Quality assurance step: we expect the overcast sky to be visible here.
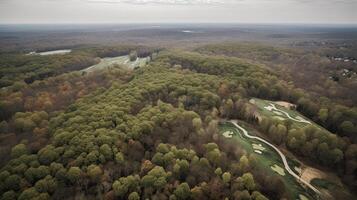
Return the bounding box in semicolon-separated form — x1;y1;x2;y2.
0;0;356;24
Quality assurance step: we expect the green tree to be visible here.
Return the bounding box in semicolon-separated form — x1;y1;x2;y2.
38;146;59;165
128;192;140;200
11;144;28;158
174;182;191;200
67;167;81;184
4;174;21;191
242;173;255;191
222;172;231;184
1;190;17;200
192;118;202;131
318;108;328;123
157;143;170;154
214;167;222;176
34;176;57;193
252;191;269;200
340;121;355;135
173;160;189;180
115;152;124;164
18;187;39;200
113;175;140;197
99;144;113;160
87;165;103;182
239;155;250;172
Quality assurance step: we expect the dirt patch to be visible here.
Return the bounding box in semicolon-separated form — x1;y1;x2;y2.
301;167;325;183
275;101;296;110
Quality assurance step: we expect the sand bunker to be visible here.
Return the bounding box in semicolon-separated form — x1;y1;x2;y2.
271;164;286;176
294;167;302;175
252;143;265;151
222;131;234;138
264;105;274;111
254;150;263;154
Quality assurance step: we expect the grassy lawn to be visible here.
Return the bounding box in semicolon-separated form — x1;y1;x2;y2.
219;122;317;200
251;98;323;130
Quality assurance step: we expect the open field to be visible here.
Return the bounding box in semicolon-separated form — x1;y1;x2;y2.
82;55;150;72
250;98;320;129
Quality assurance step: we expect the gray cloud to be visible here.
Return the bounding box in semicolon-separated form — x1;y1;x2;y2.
85;0;357;4
85;0;236;5
0;0;356;24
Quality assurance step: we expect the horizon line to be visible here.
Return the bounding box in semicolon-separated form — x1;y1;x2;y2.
1;22;357;26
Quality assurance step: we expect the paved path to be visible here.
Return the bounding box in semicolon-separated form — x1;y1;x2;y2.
229;120;320;196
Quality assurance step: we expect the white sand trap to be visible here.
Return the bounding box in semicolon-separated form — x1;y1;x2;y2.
222;131;234;138
264;105;274;111
273;111;283;116
296;116;311;124
254;150;263;154
299;194;309;200
294;167;302;175
271;164;286;176
252;143;265;151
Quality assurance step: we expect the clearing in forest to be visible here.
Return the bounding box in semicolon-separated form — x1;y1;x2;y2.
250;98;319;129
83;55;150;72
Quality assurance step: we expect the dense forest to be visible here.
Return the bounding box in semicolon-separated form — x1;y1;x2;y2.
0;45;159;88
0;44;356;200
196;42;357;107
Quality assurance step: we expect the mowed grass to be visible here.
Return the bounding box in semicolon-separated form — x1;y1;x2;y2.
251;98;322;129
83;55;150;72
219;122;316;200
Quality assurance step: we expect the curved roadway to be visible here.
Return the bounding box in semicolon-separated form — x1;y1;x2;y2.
229;120;321;196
